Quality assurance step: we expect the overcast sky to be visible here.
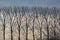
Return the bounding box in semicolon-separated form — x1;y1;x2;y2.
0;0;60;7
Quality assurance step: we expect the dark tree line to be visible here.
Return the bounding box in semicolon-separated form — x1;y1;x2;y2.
0;7;60;40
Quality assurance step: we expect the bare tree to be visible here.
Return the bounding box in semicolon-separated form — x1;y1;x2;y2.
53;17;56;40
32;15;35;40
40;22;42;40
17;14;21;40
3;13;6;40
44;16;49;40
26;17;28;40
37;18;42;40
10;15;13;40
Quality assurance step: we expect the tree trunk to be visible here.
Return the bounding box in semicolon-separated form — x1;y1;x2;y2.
47;24;49;40
10;16;13;40
26;18;28;40
54;20;56;40
32;17;35;40
3;17;5;40
17;16;21;40
40;22;42;40
45;18;49;40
